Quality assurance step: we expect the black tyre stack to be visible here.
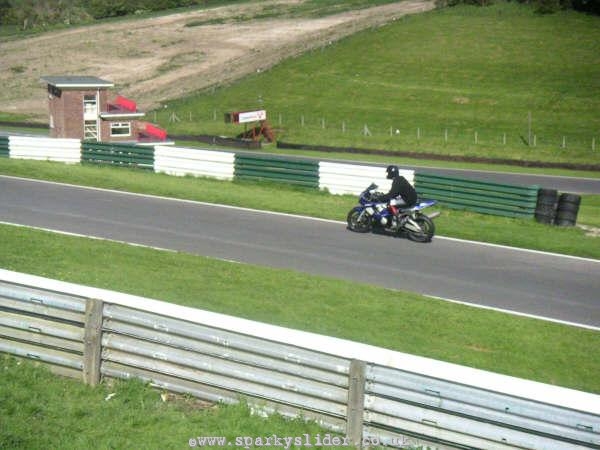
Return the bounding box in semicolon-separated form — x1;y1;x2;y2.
535;188;581;227
554;193;581;227
535;188;558;225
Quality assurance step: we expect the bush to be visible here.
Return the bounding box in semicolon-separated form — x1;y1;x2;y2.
536;0;561;13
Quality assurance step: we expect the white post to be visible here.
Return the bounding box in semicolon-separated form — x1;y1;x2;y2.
346;360;366;448
83;298;103;387
528;111;532;146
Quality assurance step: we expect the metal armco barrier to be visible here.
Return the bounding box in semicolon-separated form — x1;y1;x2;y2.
81;142;154;169
415;172;539;218
234;153;319;187
0;136;9;157
1;269;599;449
0;281;87;381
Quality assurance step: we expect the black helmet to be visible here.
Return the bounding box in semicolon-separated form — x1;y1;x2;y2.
386;165;399;180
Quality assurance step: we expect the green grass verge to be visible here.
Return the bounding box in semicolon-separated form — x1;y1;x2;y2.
0;126;48;135
577;194;600;228
0;355;334;450
158;2;600;165
1;158;599;259
1;224;599;395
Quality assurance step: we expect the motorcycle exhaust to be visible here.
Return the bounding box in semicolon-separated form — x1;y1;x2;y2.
403;218;422;233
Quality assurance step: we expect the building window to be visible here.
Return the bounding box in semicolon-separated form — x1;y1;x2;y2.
83;94;97;115
110;122;131;137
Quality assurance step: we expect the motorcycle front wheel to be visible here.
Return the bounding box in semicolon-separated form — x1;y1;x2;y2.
407;213;435;242
347;207;372;233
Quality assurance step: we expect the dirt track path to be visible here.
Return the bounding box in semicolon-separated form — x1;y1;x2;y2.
0;0;434;120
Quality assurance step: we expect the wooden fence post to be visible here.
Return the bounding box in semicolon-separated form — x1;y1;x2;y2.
83;298;103;386
347;359;367;448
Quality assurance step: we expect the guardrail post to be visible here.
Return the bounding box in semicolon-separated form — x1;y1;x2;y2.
83;298;103;386
347;359;367;448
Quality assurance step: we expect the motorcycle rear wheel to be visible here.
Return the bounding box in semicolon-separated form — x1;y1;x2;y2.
347;207;372;233
407;213;435;242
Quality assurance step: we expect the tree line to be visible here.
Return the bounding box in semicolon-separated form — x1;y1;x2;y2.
1;0;598;30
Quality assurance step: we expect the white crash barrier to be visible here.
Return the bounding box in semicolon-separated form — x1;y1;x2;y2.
154;145;235;180
319;161;413;196
9;136;81;164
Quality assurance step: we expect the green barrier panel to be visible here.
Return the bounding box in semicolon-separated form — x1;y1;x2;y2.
234;153;319;188
81;142;154;169
0;136;9;157
415;172;539;218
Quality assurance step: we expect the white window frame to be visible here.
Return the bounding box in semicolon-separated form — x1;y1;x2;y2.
83;94;98;118
110;122;131;137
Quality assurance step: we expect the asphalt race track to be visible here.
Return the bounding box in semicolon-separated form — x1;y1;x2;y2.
1;175;599;328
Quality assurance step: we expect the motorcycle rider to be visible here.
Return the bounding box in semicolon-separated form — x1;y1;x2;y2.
375;165;418;228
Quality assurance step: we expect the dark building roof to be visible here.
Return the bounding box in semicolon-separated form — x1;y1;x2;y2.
40;76;114;89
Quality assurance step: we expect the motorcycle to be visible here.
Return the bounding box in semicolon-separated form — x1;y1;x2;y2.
346;183;437;242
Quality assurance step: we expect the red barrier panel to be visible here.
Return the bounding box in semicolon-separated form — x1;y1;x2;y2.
115;95;137;112
144;123;167;140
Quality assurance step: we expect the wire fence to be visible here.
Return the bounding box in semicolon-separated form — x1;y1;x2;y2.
152;109;599;154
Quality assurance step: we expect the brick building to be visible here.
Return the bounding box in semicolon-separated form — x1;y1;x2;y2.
41;75;167;143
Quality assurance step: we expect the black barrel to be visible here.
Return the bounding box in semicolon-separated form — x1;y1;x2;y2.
535;188;558;224
554;193;581;227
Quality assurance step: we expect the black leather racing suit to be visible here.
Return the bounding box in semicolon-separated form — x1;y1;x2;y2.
378;175;418;207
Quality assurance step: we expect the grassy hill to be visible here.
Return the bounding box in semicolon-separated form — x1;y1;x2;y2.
157;2;600;165
1;4;599;446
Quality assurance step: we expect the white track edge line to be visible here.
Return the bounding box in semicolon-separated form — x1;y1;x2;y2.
426;294;600;332
0;220;177;253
